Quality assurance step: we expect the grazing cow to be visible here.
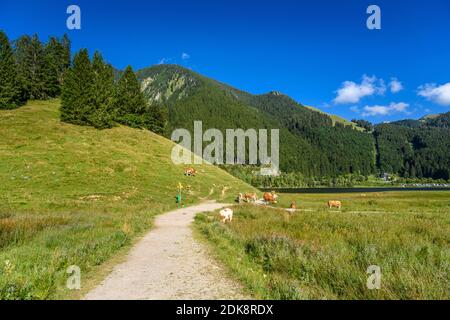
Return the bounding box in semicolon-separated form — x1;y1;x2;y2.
285;201;297;214
219;208;233;223
263;191;278;204
328;200;342;209
241;192;257;203
184;167;197;176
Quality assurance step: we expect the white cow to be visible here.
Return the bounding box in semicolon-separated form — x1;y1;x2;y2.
219;208;233;223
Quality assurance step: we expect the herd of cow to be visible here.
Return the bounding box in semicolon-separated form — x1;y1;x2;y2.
183;168;342;223
219;193;342;224
223;191;342;223
237;191;342;209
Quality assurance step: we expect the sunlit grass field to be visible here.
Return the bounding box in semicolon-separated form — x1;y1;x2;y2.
195;191;450;300
0;100;253;299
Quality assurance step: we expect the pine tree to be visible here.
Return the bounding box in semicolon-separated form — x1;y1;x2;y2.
60;49;95;125
61;34;71;81
92;52;114;107
89;51;115;129
146;104;168;134
45;35;71;88
25;35;47;100
0;30;23;109
43;37;61;97
114;65;146;117
13;35;32;102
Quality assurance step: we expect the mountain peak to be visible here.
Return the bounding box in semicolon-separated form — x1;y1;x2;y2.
268;90;283;96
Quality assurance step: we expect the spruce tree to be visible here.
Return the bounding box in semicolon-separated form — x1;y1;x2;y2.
0;30;23;109
60;49;95;125
45;36;71;89
13;35;32;102
61;34;71;81
146;104;168;134
25;35;47;100
90;51;115;129
43;37;61;97
114;65;146;117
92;52;114;107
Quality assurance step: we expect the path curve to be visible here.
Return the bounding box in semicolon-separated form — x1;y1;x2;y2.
84;201;247;300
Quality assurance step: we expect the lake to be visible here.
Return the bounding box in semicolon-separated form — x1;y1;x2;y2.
260;187;450;194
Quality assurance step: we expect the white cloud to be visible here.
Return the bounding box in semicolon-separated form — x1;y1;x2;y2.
158;57;171;65
418;83;450;106
377;79;387;95
181;52;190;60
362;102;410;117
389;78;403;93
334;75;386;104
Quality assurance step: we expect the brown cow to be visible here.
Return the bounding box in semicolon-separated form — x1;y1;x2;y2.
184;167;197;176
263;191;278;204
243;193;257;203
328;200;342;209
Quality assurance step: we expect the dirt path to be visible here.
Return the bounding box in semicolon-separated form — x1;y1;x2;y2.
84;202;248;300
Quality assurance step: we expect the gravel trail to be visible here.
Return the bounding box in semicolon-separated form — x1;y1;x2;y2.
84;202;247;300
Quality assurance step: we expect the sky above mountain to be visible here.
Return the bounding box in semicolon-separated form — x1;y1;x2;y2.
1;0;449;123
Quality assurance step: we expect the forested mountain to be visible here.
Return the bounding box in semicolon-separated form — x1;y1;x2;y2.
137;65;377;177
135;64;449;181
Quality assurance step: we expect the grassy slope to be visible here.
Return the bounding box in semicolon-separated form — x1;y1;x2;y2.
0;100;254;299
195;191;450;300
304;105;364;131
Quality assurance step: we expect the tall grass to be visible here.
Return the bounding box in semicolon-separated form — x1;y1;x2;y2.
0;215;69;249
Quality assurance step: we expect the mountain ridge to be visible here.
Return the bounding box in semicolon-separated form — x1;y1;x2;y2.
134;64;448;126
124;63;449;181
135;64;377;178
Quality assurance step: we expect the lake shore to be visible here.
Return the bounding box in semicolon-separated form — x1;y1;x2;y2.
260;187;450;194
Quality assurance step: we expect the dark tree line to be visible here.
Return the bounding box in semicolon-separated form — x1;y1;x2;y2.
60;49;167;132
0;31;23;109
0;30;166;133
0;30;69;109
374;119;450;180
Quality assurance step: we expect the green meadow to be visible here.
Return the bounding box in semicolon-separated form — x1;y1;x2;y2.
195;191;450;300
0;100;253;299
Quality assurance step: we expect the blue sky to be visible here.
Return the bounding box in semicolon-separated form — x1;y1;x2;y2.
1;0;449;122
